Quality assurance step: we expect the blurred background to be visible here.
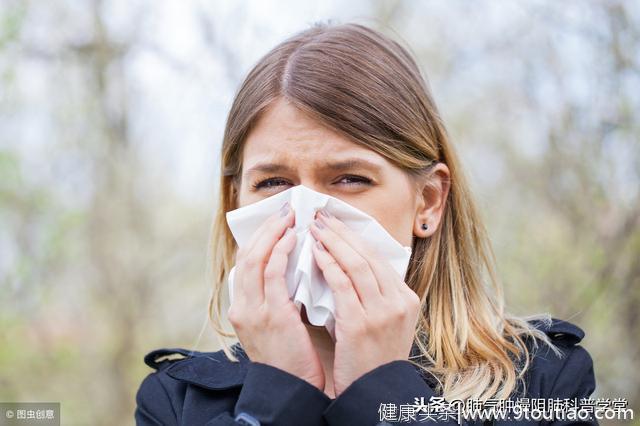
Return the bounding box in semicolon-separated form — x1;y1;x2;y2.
1;0;638;424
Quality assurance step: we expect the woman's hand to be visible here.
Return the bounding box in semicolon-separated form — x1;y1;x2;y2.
309;209;421;397
228;202;326;391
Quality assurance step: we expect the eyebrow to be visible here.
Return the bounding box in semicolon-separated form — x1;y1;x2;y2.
244;158;384;176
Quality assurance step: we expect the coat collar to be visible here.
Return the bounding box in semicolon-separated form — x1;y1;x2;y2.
162;341;429;391
159;317;584;391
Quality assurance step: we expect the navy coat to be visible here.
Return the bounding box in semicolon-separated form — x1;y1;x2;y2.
134;317;597;425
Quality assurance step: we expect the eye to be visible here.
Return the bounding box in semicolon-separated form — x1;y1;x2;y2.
251;175;372;191
252;177;290;190
336;175;372;186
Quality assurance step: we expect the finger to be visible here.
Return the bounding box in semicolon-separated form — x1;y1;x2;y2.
309;215;382;307
316;212;406;297
311;238;364;320
236;203;295;307
242;202;292;253
263;226;297;306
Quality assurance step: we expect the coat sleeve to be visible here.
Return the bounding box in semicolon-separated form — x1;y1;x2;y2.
322;360;470;426
232;361;332;426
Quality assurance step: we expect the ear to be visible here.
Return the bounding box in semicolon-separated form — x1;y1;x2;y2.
413;163;451;238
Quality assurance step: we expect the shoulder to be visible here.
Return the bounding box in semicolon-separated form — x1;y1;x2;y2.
136;344;248;393
142;347;204;370
526;316;586;346
520;317;596;399
136;345;238;392
135;346;240;424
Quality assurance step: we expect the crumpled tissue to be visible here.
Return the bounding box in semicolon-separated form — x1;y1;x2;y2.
225;184;413;340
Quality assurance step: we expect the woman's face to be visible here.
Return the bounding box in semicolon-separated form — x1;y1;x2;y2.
236;98;449;247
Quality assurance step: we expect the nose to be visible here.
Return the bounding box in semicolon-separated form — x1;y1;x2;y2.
295;182;328;196
294;182;330;219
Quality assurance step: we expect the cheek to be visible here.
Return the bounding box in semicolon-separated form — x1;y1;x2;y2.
375;176;418;246
377;210;415;247
359;187;416;247
363;198;414;246
236;182;260;207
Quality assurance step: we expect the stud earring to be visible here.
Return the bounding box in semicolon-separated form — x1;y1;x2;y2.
421;223;428;231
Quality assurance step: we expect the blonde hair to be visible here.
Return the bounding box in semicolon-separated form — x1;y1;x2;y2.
206;21;560;402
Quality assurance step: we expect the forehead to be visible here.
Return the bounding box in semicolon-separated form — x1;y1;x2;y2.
242;99;384;169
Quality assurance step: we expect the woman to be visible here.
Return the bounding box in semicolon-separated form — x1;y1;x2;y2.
135;22;597;426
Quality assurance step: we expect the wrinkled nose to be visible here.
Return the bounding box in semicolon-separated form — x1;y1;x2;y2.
296;182;325;194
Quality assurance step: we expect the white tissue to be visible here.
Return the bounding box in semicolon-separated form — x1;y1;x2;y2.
225;184;413;340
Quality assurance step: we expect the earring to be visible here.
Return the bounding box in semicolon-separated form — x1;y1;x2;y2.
421;223;428;231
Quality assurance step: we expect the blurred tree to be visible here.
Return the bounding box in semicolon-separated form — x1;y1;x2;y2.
1;0;237;423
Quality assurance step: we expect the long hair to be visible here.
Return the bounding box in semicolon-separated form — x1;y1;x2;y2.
206;21;560;402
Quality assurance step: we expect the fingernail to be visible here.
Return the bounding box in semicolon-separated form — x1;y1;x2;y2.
319;208;331;218
280;201;290;217
314;218;324;229
316;240;324;250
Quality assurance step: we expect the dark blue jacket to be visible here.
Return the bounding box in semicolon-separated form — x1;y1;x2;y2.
134;318;597;426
